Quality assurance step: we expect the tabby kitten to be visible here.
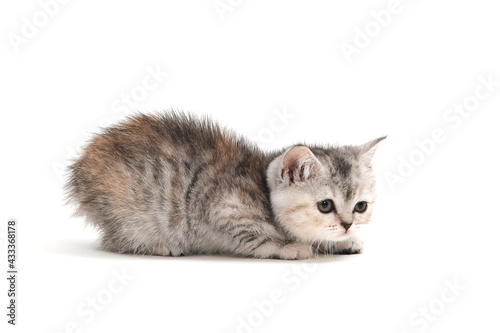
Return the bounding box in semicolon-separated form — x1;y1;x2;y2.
67;112;385;259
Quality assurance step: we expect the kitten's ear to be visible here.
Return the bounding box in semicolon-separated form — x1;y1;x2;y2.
281;146;322;185
357;136;387;167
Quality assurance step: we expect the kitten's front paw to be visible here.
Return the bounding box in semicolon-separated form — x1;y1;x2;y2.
322;238;363;255
280;242;313;260
337;238;363;254
253;241;313;260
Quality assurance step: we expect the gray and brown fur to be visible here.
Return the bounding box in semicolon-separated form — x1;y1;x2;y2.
66;112;385;259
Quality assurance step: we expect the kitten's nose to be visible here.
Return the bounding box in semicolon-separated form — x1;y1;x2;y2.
341;222;352;231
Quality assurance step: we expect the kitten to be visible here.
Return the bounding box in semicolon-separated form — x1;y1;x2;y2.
66;112;385;259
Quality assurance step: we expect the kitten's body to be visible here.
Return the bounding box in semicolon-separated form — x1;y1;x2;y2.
67;113;384;259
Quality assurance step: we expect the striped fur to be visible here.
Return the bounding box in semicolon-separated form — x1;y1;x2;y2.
66;112;384;259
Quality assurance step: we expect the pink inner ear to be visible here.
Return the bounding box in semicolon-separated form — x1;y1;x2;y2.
282;146;321;183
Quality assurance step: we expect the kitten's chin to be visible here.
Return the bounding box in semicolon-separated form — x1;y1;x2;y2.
292;229;357;244
325;230;357;242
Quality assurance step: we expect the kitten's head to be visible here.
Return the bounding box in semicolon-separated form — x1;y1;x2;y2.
267;137;385;244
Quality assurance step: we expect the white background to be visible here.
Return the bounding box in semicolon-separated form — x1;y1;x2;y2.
1;0;500;332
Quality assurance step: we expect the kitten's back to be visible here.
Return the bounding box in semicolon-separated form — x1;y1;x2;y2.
66;113;272;254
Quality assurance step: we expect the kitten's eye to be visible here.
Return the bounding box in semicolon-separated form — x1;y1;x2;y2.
317;199;335;214
354;201;368;213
